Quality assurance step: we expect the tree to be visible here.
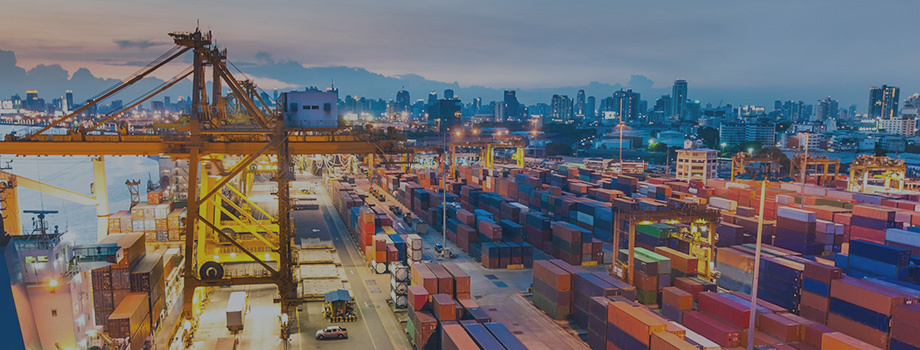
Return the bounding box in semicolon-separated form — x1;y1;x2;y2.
697;126;720;149
545;142;573;157
648;142;669;153
874;142;887;157
759;147;791;173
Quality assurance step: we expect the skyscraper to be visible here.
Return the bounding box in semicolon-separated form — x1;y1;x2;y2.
396;90;410;112
503;90;520;120
671;80;688;120
586;96;596;119
868;85;900;119
611;89;641;122
550;95;573;123
444;89;455;100
576;89;586;118
815;97;839;122
65;90;73;112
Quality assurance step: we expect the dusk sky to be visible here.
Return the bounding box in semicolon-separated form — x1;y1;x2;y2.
3;1;920;107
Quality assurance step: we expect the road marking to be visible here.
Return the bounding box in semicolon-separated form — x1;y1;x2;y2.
320;186;401;350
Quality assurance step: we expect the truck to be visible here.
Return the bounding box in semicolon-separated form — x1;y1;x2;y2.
293;195;320;210
215;337;239;350
226;291;247;331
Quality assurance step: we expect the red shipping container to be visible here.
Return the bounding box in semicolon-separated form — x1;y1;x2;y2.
697;292;750;329
408;285;430;311
891;304;920;348
681;311;740;348
431;294;457;322
427;263;455;296
441;262;470;297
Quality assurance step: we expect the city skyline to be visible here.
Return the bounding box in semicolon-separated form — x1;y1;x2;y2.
2;1;920;108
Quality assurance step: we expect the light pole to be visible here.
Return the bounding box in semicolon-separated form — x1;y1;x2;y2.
800;132;809;209
746;179;767;350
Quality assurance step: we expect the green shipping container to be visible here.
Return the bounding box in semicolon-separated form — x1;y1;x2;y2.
636;223;677;239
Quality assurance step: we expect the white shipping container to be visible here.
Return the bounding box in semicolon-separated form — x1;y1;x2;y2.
886;228;920;248
803;185;827;197
144;219;157;231
709;197;738;211
816;219;834;234
410;250;423;261
777;206;816;222
155;204;171;219
780;183;803;192
132;220;145;232
776;194;796;206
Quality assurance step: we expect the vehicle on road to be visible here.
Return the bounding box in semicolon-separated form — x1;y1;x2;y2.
316;326;348;340
226;291;247;331
434;243;444;253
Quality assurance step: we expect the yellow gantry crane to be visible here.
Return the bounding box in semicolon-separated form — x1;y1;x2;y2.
848;155;906;193
0;28;408;341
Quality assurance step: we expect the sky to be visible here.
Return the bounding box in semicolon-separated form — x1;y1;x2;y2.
2;0;920;108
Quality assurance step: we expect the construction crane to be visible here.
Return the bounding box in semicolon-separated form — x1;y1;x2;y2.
789;154;840;186
0;28;409;342
610;203;721;285
848;155;906;193
730;152;782;181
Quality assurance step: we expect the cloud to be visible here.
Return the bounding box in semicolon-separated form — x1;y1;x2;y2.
113;39;167;50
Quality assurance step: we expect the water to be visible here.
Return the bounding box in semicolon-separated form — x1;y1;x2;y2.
1;125;160;245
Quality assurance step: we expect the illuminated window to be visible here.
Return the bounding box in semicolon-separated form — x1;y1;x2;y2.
51;309;57;317
24;256;36;264
37;255;49;263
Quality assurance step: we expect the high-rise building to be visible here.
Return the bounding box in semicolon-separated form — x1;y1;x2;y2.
868;85;900;119
503;90;520;120
719;120;776;147
610;89;641;122
444;89;455;100
396;90;411;112
24;90;39;111
654;95;673;117
815;97;839;122
65;90;73;112
550;95;573;123
586;96;596;119
472;97;482;115
576;89;586;118
428;96;462;132
671;80;688;120
428;91;438;107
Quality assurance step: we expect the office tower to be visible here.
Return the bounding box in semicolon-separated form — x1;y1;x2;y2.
654;95;673;117
65;90;73;112
395;90;411;113
428;98;461;132
503;90;520;119
676;148;717;181
428;91;438;107
868;85;900;119
815;97;839;122
671;80;688;120
586;96;596;119
610;89;641;122
444;89;455;100
576;89;586;117
550;95;573;123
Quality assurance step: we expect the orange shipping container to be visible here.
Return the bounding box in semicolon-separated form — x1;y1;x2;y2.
607;301;666;346
662;287;694;310
821;332;883;350
651;332;698;350
654;246;698;274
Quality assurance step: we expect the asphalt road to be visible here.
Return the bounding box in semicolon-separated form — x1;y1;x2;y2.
292;179;410;350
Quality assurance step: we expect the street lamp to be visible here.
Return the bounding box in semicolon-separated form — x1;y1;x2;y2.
748;147;754;154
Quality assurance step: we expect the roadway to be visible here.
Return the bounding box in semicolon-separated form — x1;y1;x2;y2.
291;176;410;350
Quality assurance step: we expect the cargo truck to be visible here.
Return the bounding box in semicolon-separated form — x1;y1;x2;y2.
227;291;247;331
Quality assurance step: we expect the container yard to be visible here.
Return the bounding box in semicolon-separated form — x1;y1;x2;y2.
1;25;920;350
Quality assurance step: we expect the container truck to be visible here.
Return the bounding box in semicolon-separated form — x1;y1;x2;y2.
227;291;247;331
